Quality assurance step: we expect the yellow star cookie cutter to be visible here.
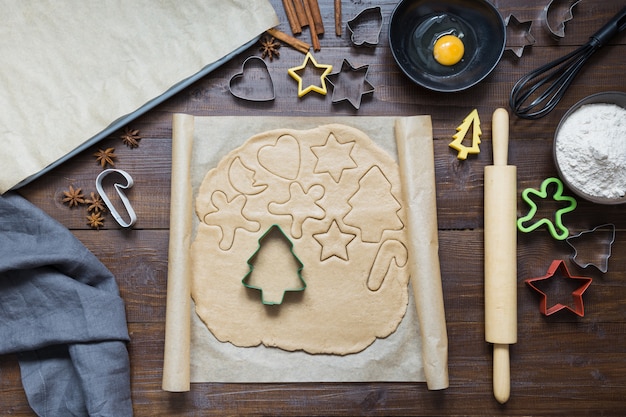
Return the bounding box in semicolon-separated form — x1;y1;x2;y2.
287;52;333;97
449;109;482;160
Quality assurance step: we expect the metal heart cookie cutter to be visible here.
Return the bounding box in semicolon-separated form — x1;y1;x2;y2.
95;169;137;228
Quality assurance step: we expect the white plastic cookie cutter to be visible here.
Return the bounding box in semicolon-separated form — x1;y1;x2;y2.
95;169;137;228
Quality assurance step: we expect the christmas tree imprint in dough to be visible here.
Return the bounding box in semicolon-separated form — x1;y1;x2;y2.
344;165;404;243
191;124;410;355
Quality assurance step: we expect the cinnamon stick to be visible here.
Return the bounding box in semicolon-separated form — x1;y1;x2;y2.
306;0;325;35
292;0;308;28
281;0;302;34
301;0;321;50
266;28;310;54
334;0;342;36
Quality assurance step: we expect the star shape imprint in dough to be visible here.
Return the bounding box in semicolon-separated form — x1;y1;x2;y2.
326;59;375;110
287;52;333;97
311;133;357;183
525;259;592;317
313;220;356;261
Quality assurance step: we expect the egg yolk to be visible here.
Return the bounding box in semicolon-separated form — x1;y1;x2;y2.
433;35;464;66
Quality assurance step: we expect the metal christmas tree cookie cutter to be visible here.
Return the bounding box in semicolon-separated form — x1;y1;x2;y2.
95;169;137;228
242;224;306;306
566;223;616;273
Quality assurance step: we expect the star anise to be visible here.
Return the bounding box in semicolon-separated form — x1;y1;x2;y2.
121;127;142;148
86;211;105;230
62;185;85;208
85;192;106;213
259;35;281;61
94;147;116;168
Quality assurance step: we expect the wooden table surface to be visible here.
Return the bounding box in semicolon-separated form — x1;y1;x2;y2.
3;0;626;415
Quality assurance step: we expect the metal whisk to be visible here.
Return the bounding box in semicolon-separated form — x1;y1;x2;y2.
510;6;626;120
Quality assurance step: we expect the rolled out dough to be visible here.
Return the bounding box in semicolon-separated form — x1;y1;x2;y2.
191;124;410;355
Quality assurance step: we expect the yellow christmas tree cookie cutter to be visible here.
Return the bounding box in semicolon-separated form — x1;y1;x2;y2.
449;109;482;160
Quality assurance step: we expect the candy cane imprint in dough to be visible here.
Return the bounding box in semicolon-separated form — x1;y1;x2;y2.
367;239;409;291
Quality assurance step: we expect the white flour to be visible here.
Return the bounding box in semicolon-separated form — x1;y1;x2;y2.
555;103;626;199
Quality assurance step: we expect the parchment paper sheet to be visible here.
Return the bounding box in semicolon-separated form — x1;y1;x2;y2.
0;0;278;194
165;115;449;389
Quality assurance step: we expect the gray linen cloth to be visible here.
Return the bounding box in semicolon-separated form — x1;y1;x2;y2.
0;192;133;416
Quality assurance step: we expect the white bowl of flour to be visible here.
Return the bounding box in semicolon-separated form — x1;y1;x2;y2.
554;92;626;204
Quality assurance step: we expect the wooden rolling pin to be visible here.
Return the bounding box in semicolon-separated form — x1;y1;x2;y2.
484;108;517;404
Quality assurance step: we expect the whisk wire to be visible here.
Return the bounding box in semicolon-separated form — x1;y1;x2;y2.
510;44;597;119
509;6;626;119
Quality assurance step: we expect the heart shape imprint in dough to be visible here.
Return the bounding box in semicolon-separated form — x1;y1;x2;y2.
258;134;301;180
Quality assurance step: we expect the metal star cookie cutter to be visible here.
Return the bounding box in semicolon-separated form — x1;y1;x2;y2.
326;59;375;110
229;56;275;102
505;14;536;58
566;223;616;273
242;224;306;306
95;169;137;228
346;6;383;47
525;259;593;317
517;177;577;240
287;52;333;97
544;0;581;39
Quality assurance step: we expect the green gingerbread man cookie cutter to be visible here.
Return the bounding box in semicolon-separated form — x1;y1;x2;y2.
517;177;577;240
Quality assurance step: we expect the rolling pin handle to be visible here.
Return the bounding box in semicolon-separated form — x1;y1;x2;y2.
492;108;509;166
493;343;511;404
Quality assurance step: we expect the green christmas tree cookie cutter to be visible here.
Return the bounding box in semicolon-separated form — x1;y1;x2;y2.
517;177;577;240
242;224;306;305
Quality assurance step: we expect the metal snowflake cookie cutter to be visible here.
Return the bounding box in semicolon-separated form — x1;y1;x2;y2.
517;177;577;240
228;56;275;102
505;14;536;58
242;224;306;306
525;259;592;317
544;0;582;39
326;59;375;110
346;6;383;47
287;52;333;97
449;109;481;160
566;223;616;273
95;169;137;228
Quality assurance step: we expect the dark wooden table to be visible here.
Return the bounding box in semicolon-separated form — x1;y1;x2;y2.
3;0;626;415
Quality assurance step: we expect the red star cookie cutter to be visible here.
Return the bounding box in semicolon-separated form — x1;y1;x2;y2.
525;259;592;317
